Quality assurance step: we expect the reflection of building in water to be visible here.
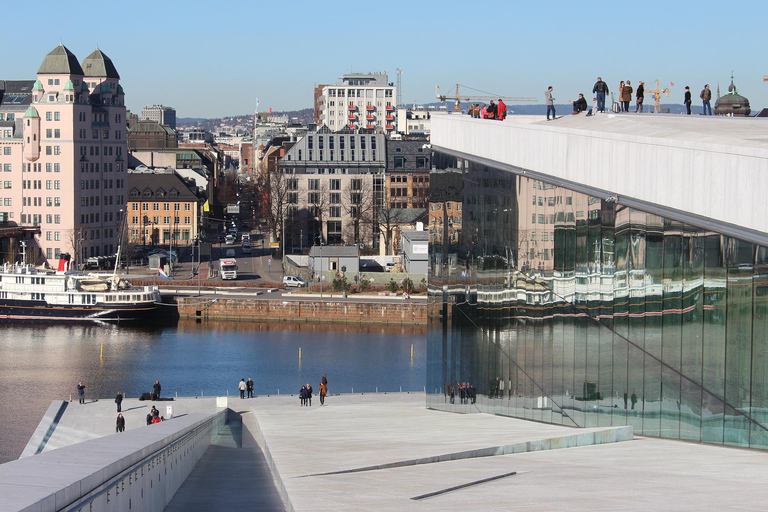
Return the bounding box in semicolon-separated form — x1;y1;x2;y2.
428;114;768;450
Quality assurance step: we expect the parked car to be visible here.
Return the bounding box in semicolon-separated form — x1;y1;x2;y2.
385;262;396;272
283;275;307;288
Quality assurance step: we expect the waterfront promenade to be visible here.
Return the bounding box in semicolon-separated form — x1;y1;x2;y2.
5;393;768;511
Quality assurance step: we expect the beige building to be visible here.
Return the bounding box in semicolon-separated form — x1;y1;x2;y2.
0;44;127;265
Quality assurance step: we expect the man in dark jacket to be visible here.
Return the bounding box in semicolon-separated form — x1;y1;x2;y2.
246;378;254;399
684;86;692;115
77;381;86;404
570;94;588;114
153;380;161;400
592;77;609;112
115;391;123;412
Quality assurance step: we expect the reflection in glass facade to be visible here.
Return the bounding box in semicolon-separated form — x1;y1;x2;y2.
427;152;768;449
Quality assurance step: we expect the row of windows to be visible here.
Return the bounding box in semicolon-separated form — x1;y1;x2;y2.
0;114;15;121
81;162;122;173
80;179;123;190
81;145;123;157
131;216;192;225
131;202;189;211
22;196;61;207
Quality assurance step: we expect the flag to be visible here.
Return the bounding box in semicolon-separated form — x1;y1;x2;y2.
670;82;674;87
158;268;170;281
203;199;210;213
436;84;440;90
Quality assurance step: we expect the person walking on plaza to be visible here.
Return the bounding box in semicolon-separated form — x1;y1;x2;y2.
153;379;161;400
306;383;313;407
246;377;254;398
487;100;497;119
635;81;644;113
621;80;633;113
701;84;712;115
115;391;123;412
618;81;625;111
238;378;246;399
592;77;609;112
116;413;125;433
684;86;692;115
497;99;507;120
300;385;307;406
319;380;327;406
545;86;556;120
77;381;86;404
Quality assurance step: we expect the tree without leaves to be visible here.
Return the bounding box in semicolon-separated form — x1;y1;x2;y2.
377;206;407;255
341;178;374;247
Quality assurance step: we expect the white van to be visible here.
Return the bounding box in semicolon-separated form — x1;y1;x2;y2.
225;234;235;245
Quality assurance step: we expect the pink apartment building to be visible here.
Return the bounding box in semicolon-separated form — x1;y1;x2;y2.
0;44;127;266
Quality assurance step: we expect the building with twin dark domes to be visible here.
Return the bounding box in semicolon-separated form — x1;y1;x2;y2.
715;75;751;116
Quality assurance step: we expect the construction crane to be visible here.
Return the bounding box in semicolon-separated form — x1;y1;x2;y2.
436;83;537;111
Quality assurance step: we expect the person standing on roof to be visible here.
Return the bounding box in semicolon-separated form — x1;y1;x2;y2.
635;81;645;113
545;86;556;120
497;99;507;120
592;77;609;112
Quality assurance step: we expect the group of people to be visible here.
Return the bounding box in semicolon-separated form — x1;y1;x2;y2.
446;382;477;404
238;377;255;399
550;77;715;119
146;405;164;425
467;99;508;120
300;374;328;406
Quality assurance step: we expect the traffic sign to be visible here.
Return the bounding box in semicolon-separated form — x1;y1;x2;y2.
268;258;272;266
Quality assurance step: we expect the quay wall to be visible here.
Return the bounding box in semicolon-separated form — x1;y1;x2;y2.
176;297;427;325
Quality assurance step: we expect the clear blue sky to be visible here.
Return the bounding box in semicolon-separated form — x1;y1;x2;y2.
3;0;766;118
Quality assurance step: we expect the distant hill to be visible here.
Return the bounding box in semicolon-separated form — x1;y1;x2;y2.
178;108;314;129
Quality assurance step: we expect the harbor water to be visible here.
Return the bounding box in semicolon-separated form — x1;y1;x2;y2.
0;320;426;463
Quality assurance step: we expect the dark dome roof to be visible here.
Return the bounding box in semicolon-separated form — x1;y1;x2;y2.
82;49;120;79
37;44;84;75
715;80;751;116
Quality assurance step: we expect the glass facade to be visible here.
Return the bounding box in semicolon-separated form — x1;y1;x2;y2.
427;152;768;449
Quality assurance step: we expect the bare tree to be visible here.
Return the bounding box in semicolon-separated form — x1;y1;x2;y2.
342;178;374;247
308;182;329;245
65;227;89;267
377;206;406;255
266;171;289;245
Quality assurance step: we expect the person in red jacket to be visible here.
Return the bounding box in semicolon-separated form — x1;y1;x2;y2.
497;99;507;120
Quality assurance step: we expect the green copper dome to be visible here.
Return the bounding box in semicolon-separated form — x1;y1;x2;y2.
64;80;75;90
24;106;40;118
32;80;44;91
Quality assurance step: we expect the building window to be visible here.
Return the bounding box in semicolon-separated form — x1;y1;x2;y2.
330;179;341;191
394;157;404;168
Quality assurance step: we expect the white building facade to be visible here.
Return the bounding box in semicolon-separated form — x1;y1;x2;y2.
318;72;397;133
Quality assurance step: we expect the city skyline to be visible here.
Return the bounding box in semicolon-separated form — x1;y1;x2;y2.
2;0;767;118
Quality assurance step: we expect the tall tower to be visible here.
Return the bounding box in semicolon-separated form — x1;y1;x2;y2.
396;68;403;108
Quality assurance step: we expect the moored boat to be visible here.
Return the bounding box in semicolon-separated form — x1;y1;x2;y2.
0;263;162;323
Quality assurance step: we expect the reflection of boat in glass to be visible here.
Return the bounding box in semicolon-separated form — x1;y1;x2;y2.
0;263;161;323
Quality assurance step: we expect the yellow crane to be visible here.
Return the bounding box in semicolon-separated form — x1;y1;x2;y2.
436;83;537;111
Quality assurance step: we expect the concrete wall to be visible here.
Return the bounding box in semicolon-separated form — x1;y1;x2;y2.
0;410;226;512
431;113;768;242
178;297;426;325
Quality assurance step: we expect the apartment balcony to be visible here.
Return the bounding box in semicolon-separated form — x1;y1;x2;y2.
366;105;375;111
385;124;394;130
348;124;357;129
348;105;356;110
366;114;374;120
366;124;375;129
348;114;357;120
385;114;393;120
385;105;394;111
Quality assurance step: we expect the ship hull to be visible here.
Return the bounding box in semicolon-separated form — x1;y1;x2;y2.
0;299;163;324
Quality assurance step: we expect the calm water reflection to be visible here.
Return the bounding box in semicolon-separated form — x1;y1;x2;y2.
0;320;426;463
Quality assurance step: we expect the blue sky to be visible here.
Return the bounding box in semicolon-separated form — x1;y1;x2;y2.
3;0;766;118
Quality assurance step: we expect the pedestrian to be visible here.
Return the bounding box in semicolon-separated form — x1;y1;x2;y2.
152;415;162;424
635;81;644;113
621;80;633;113
684;86;692;115
618;81;625;111
592;77;609;112
700;84;712;115
631;391;638;410
300;385;307;406
569;93;588;114
116;413;125;433
497;98;507;120
545;86;556;120
319;380;327;406
322;373;328;387
306;383;313;407
486;100;497;119
153;379;161;400
146;412;153;425
586;97;600;117
480;103;488;119
238;378;246;399
77;381;86;404
115;391;123;412
246;377;254;399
